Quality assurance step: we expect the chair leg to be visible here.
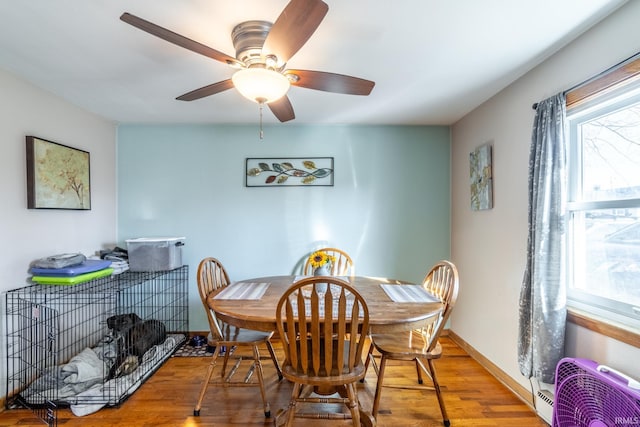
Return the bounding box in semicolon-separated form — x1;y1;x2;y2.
252;344;271;418
286;382;303;427
345;382;361;427
265;339;283;380
427;359;450;427
371;355;388;418
364;343;381;383
221;346;231;377
193;345;221;416
415;359;424;384
362;342;374;382
359;408;377;427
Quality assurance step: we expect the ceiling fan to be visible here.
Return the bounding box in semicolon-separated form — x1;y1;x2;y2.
120;0;375;123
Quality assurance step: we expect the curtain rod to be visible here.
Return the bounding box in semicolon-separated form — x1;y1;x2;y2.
531;51;640;110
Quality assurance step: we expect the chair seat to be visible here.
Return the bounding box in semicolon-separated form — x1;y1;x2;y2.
371;330;442;360
216;326;274;344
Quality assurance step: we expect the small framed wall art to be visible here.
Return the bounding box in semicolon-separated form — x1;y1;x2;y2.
246;157;334;187
26;136;91;210
469;143;493;210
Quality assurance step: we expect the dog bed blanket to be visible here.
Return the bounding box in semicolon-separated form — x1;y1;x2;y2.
20;333;184;416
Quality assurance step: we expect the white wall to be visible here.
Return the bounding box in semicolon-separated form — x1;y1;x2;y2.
0;69;117;287
450;0;640;398
0;68;117;393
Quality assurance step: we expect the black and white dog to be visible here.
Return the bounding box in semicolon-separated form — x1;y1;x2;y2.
106;313;167;379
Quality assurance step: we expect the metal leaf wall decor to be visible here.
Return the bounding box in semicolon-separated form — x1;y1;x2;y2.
246;157;334;187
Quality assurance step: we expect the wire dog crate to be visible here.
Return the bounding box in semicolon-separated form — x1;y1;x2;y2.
5;266;189;426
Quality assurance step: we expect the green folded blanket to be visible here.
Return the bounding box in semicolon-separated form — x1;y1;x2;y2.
32;268;114;285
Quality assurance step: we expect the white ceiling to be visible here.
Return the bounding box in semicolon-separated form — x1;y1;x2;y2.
0;0;628;125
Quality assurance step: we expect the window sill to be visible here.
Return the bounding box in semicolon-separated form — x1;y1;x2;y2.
567;307;640;348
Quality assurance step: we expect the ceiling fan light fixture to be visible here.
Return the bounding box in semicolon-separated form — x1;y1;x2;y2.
232;68;290;104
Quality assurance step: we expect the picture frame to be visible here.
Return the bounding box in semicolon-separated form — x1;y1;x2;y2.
246;157;334;187
26;136;91;210
469;143;493;210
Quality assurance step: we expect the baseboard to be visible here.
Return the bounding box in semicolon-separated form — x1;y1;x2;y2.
446;330;536;409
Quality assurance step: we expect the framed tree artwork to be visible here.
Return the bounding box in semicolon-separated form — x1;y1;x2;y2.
26;136;91;210
470;143;493;210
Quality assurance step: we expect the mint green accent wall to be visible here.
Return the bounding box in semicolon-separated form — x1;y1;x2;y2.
117;124;450;330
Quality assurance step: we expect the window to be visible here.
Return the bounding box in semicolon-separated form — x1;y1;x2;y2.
567;76;640;328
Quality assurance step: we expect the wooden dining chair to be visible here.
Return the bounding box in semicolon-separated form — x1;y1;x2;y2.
193;257;282;418
367;260;459;426
275;276;374;427
303;247;355;276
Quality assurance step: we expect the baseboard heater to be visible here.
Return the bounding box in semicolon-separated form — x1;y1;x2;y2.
535;389;554;425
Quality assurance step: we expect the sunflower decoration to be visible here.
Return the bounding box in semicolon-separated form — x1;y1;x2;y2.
308;251;336;269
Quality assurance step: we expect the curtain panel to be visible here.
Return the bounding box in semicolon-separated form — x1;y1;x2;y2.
517;93;568;384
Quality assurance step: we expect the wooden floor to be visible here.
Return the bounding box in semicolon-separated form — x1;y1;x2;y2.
0;337;548;427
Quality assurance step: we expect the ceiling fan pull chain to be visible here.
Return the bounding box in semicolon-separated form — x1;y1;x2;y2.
258;98;266;140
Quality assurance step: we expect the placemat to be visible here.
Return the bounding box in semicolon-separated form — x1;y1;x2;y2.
213;282;270;300
381;284;440;303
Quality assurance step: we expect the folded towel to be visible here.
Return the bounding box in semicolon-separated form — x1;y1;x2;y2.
109;260;129;275
32;253;86;269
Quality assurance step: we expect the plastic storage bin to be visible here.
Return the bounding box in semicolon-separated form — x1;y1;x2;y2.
126;237;185;272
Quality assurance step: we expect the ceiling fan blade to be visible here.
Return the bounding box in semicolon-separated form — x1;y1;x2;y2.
262;0;328;65
120;12;241;67
268;96;295;122
176;80;234;101
285;70;375;95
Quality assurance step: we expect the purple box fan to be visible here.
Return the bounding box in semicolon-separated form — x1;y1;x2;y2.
553;357;640;427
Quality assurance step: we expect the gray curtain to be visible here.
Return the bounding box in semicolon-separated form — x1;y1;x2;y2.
518;93;567;384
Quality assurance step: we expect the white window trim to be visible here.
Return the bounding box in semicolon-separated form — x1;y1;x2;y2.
566;80;640;330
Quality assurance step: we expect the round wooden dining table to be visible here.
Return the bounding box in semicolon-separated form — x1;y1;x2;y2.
207;275;443;334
